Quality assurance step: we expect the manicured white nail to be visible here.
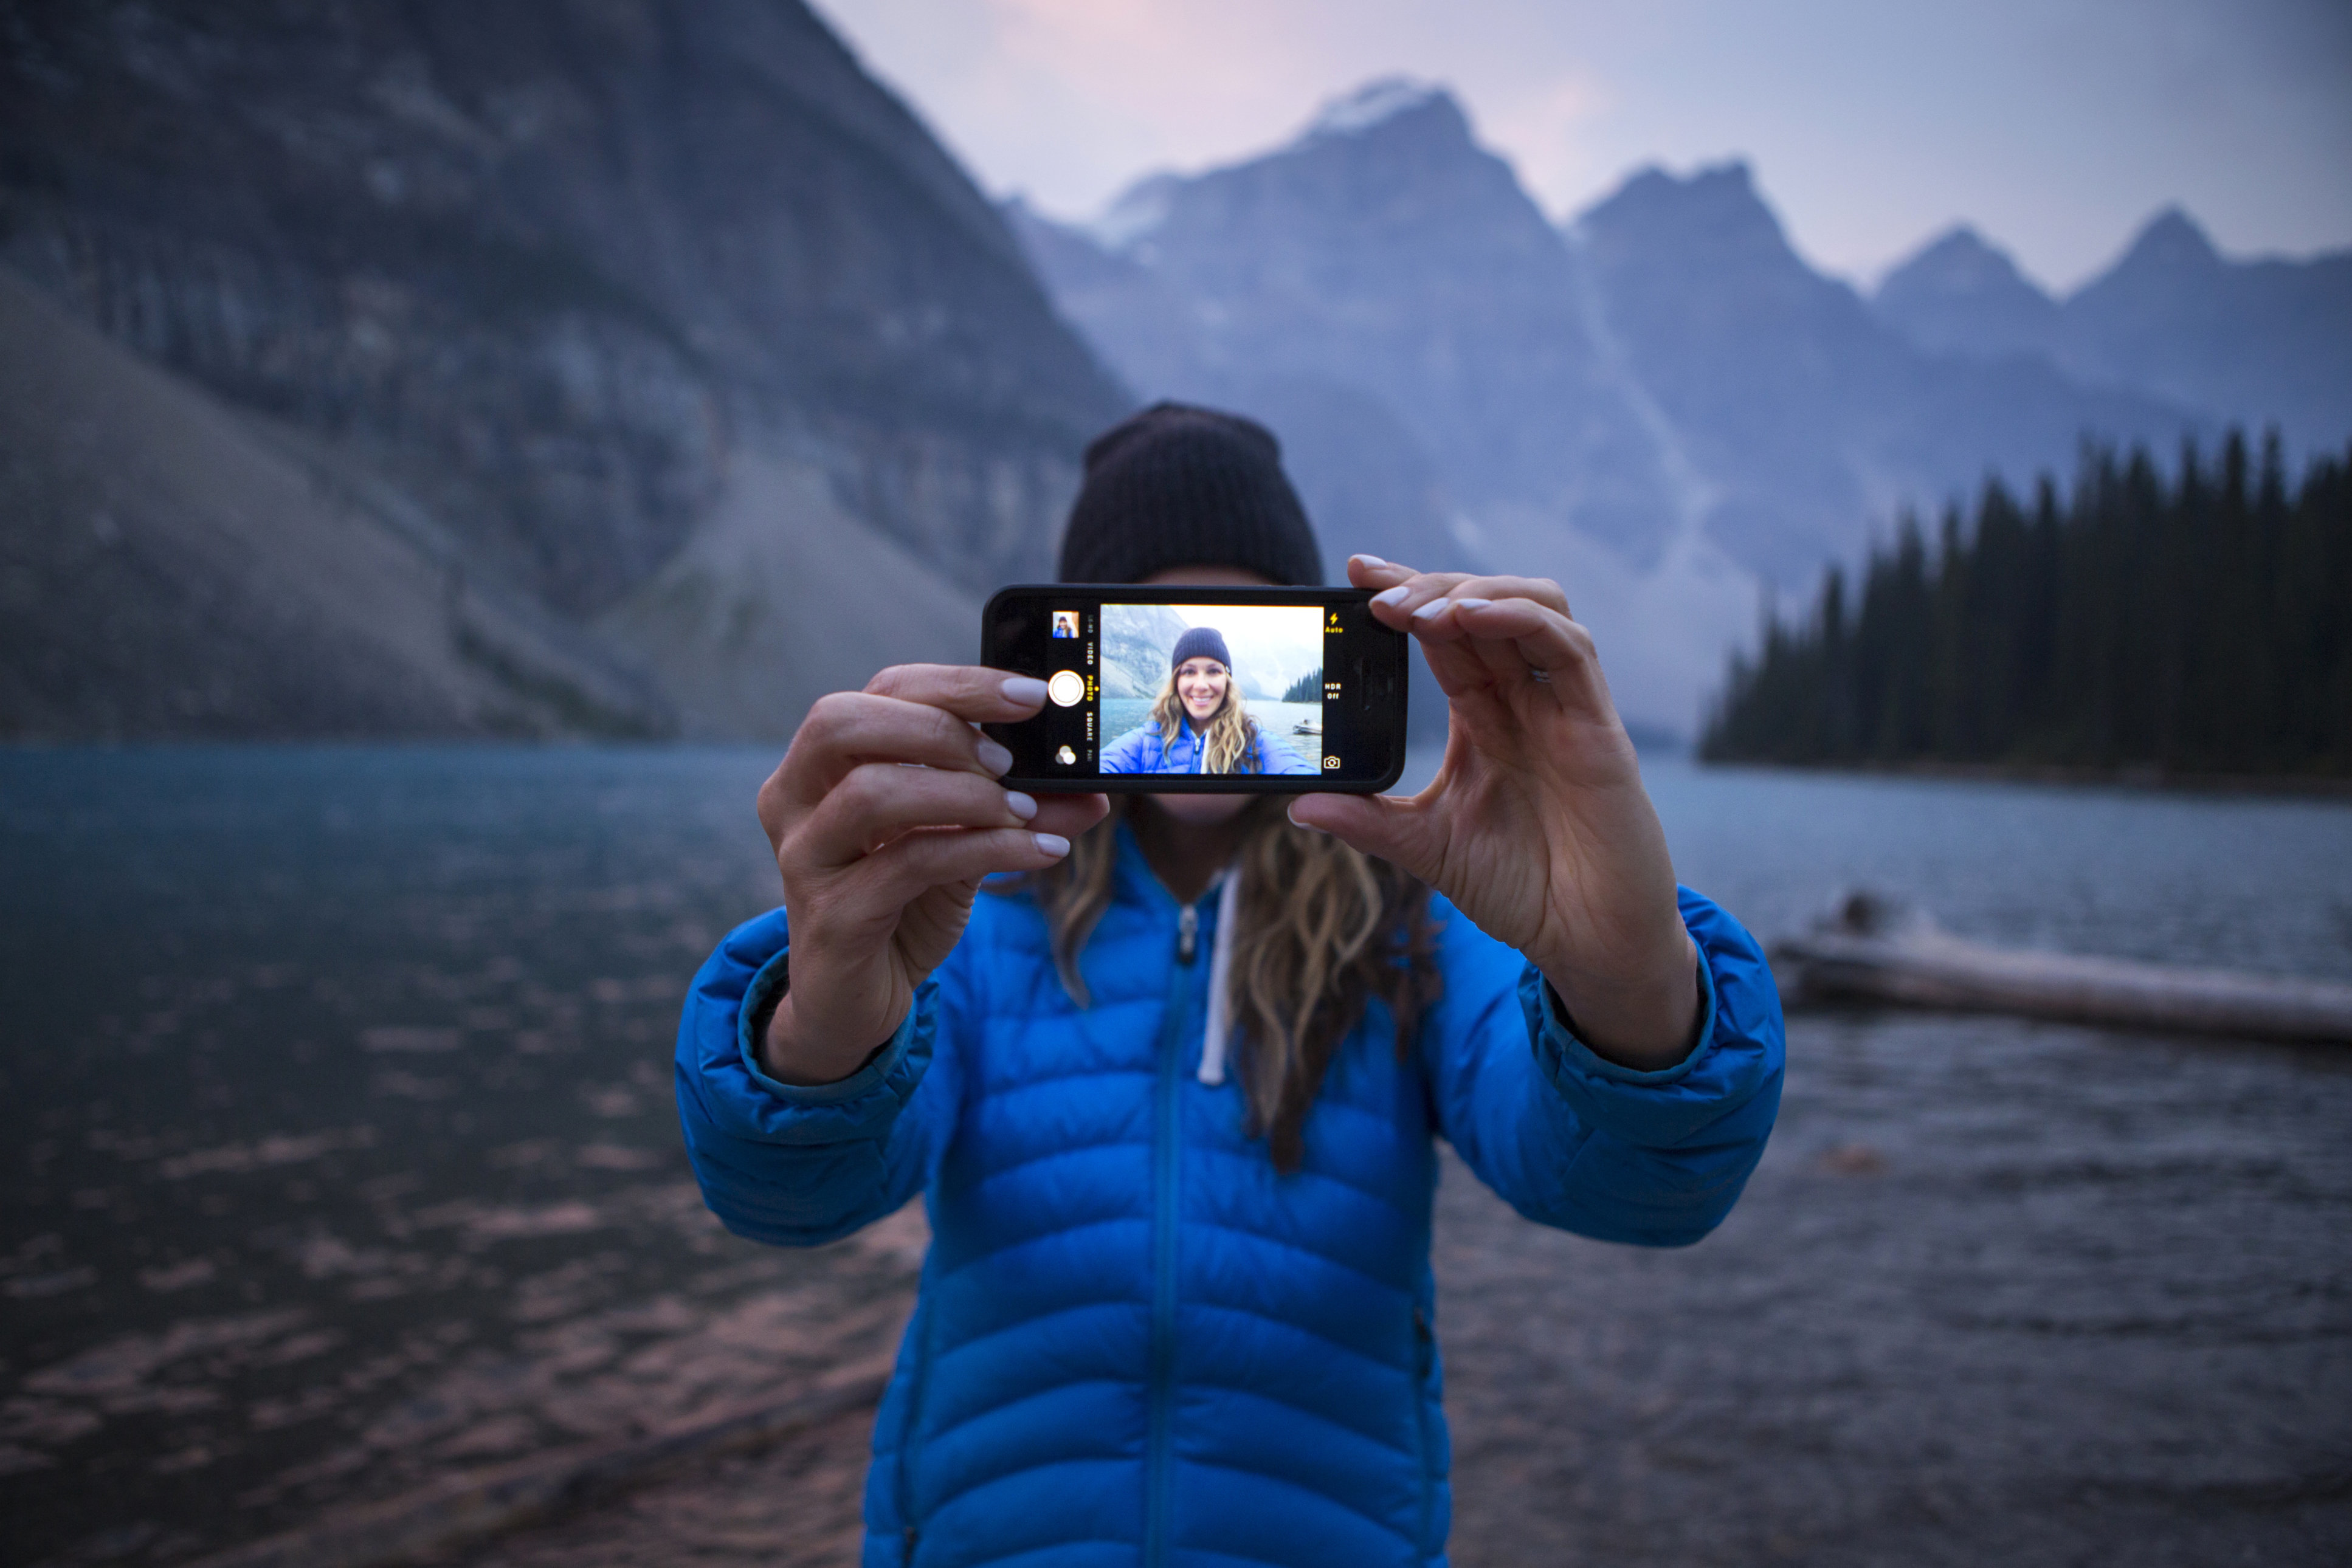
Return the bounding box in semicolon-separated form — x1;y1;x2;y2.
1032;832;1071;857
977;738;1013;775
1372;585;1411;608
1452;597;1492;611
1411;597;1452;620
1351;554;1387;568
1002;675;1049;708
1004;790;1038;820
1286;802;1328;834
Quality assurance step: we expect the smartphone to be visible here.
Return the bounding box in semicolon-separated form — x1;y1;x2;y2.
982;585;1409;793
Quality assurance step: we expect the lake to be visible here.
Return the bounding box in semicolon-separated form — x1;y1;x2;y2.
3;748;2349;1565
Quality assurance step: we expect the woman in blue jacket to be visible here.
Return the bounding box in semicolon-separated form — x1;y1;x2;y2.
1100;624;1316;777
675;404;1783;1567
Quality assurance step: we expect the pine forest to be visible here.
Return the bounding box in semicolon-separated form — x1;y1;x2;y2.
1701;433;2352;777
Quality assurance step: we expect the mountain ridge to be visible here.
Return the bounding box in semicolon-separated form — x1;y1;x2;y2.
1874;206;2352;456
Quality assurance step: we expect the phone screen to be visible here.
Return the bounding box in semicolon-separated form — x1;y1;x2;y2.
982;585;1407;793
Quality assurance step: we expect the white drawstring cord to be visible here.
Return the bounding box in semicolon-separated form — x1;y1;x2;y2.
1198;867;1243;1086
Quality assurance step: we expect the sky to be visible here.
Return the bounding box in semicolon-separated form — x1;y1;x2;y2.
811;0;2352;292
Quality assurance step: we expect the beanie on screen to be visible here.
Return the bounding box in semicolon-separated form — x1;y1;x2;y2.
1057;402;1325;586
1170;626;1233;672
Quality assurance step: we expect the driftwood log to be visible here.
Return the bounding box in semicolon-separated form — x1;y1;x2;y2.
1772;892;2352;1045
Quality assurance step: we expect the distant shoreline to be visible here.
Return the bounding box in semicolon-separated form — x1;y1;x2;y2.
1695;755;2352;802
7;741;2348;803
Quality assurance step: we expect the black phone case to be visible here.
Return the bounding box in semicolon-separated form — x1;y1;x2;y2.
982;585;1409;794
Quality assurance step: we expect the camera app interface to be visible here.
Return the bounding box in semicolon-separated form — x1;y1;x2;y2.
1011;598;1374;780
1097;602;1325;776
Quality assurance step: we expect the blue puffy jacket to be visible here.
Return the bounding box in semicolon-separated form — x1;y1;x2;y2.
674;824;1783;1567
1100;718;1316;775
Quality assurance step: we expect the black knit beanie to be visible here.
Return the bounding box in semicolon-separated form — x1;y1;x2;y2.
1170;626;1232;671
1058;403;1325;586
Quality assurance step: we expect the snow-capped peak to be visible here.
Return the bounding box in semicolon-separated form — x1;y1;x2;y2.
1305;77;1447;139
1088;173;1178;252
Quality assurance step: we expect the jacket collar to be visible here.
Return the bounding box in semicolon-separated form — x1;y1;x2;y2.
1111;816;1173;913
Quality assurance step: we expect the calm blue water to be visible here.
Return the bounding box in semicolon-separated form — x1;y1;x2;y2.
2;747;2349;1564
1646;757;2352;983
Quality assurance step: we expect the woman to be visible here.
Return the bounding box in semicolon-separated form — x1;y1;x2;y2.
1100;625;1314;775
675;404;1783;1567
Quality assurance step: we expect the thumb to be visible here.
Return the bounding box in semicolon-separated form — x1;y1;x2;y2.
1288;793;1436;879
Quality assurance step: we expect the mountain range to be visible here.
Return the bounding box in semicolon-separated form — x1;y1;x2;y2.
9;21;2343;741
1010;80;2350;731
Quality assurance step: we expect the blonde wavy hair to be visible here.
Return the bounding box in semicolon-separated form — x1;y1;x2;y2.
1007;799;1441;1172
1151;661;1263;774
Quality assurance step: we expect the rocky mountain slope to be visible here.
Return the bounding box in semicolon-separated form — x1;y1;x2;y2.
0;270;667;739
1;0;1128;739
1009;80;2219;729
1100;603;1194;700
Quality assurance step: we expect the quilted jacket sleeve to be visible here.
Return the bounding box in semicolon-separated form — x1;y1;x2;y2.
672;907;960;1246
1100;724;1162;774
1423;886;1784;1247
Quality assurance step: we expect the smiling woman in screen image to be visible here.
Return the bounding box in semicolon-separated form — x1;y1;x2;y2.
1100;624;1314;775
673;401;1784;1567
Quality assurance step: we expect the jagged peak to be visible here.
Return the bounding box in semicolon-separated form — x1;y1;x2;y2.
1084;79;1479;252
1302;77;1457;140
1877;224;2047;302
1573;159;1782;245
1588;159;1759;215
2114;205;2221;272
1908;224;2006;266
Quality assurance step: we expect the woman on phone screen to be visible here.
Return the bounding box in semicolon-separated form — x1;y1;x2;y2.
1100;626;1314;775
674;402;1784;1567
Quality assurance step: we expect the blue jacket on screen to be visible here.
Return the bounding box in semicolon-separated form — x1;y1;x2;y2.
674;825;1783;1567
1100;717;1316;775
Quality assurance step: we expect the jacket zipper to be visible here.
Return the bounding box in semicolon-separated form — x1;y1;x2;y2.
1412;1304;1436;1558
1146;898;1201;1568
893;1294;936;1561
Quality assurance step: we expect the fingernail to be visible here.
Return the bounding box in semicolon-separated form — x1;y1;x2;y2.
1411;597;1452;620
1373;585;1411;608
1351;554;1387;568
1001;675;1049;707
1004;790;1038;820
978;738;1013;775
1286;802;1326;834
1032;832;1071;857
1452;597;1492;611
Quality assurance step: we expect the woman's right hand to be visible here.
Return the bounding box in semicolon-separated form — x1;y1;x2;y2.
754;665;1109;1085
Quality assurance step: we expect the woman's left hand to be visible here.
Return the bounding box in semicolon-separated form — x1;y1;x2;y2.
1288;555;1699;1070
